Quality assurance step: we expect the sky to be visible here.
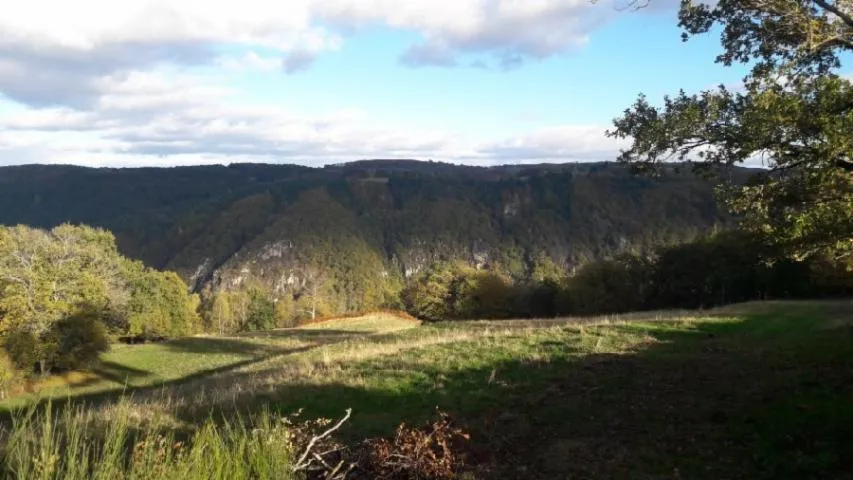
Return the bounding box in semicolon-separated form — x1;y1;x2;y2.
0;0;778;168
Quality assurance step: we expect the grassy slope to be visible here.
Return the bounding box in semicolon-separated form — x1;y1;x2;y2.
3;303;852;479
4;313;419;405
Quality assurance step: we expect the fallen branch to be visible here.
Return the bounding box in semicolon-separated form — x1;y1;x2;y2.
293;408;352;472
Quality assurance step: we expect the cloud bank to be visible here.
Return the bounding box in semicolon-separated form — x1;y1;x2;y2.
0;0;660;167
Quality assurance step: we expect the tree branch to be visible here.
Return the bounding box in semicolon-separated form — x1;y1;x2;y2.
813;0;853;29
293;408;352;472
836;157;853;171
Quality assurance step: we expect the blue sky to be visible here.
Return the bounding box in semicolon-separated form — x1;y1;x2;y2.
0;0;808;167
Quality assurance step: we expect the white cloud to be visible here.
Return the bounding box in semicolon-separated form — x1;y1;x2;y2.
0;67;624;167
0;69;456;165
0;0;666;167
217;52;283;72
322;0;624;67
475;125;629;162
0;0;675;108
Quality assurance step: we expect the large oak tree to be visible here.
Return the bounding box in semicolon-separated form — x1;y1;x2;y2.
607;0;853;260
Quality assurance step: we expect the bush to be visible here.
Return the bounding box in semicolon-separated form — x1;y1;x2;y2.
48;312;110;371
0;350;23;399
3;328;39;374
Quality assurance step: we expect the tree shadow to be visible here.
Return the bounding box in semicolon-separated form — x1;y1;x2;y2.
162;337;282;355
160;303;853;479
90;360;154;385
240;328;368;341
4;302;852;478
3;327;368;416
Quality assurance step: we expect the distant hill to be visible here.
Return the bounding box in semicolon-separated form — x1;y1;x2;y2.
0;160;752;311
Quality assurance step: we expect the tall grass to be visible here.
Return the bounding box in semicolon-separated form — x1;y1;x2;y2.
0;401;297;480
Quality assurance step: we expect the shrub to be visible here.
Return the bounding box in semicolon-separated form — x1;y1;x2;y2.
0;350;23;399
3;328;39;374
48;312;110;371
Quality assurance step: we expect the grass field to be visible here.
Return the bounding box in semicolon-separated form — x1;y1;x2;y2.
2;302;852;478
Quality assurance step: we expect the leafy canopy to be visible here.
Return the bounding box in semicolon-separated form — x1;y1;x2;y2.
0;225;194;372
608;0;853;260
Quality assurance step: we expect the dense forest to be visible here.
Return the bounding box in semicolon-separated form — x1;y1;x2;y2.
0;160;748;325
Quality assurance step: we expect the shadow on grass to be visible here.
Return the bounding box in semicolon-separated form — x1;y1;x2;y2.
168;302;853;479
239;329;368;341
1;327;366;416
90;360;154;385
162;337;282;355
6;301;853;479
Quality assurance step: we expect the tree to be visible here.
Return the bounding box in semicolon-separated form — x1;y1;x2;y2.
45;309;110;371
607;0;853;261
123;261;201;339
299;266;327;322
403;263;520;321
0;351;22;400
450;269;514;319
210;292;234;335
245;291;276;331
0;225;121;337
560;254;652;315
0;225;123;373
402;263;456;322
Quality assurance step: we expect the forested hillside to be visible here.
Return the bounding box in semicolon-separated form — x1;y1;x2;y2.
0;160;746;322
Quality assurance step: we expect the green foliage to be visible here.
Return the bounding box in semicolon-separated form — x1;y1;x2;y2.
124;261;201;339
560;254;652;315
404;263;518;321
609;0;853;261
0;350;22;399
4;312;109;374
3;330;39;374
206;292;235;334
1;162;733;324
648;231;784;308
0;224;201;373
45;312;110;371
402;264;456;322
244;292;276;332
0;224;121;337
557;230;840;314
450;269;514;320
403;231;851;321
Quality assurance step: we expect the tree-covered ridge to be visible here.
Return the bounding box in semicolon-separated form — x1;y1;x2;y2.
0;161;750;324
